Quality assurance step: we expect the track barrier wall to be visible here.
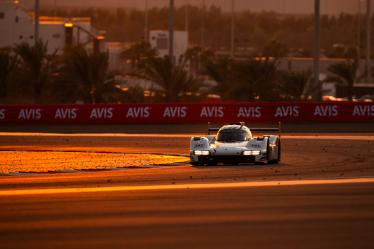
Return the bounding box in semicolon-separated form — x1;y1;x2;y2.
0;102;373;124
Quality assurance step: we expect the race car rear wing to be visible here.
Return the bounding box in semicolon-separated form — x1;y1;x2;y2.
208;122;282;135
250;128;279;132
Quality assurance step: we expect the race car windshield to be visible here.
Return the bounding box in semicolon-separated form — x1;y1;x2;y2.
217;130;247;142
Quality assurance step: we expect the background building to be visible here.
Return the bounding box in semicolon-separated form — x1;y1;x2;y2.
0;0;92;54
149;30;188;62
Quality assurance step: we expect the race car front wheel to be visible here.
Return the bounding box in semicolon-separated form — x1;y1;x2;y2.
191;160;204;166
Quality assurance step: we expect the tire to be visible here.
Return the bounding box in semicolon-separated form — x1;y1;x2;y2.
254;161;267;165
207;162;217;166
191;161;204;166
265;137;271;165
269;140;281;164
277;140;281;163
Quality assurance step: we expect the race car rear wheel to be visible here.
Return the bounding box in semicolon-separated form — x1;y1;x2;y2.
268;140;281;164
277;140;281;162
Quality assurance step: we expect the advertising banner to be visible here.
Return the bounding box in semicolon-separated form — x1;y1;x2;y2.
0;102;373;124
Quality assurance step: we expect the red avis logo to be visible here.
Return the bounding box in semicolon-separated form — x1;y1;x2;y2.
237;107;261;118
126;107;150;118
313;105;338;117
163;106;187;118
55;108;78;120
353;105;374;116
274;106;300;117
0;109;5;120
18;108;42;120
200;106;224;118
90;108;114;119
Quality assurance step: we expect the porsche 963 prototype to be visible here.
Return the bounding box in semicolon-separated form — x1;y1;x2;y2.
190;123;281;166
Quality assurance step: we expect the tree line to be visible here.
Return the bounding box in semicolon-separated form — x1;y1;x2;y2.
0;40;357;104
0;41;119;104
41;6;364;57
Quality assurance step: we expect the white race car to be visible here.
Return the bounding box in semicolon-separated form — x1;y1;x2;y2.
190;123;281;166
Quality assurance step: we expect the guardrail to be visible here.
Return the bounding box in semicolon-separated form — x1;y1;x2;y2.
0;102;373;124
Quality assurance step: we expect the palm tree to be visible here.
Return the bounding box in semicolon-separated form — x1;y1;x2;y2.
326;59;357;101
205;57;281;101
136;56;200;102
204;57;233;99
0;49;18;100
232;58;280;101
14;40;55;103
278;70;311;100
64;46;113;103
261;40;288;59
120;41;157;70
184;46;215;75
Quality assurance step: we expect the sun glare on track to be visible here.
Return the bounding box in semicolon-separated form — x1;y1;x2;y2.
0;151;189;174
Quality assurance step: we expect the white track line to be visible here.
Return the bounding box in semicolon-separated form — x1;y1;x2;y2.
0;132;373;140
0;132;194;138
1;177;374;196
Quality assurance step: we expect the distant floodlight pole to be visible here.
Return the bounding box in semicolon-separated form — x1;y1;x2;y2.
145;0;149;42
313;0;321;100
230;0;235;58
169;0;174;64
357;0;362;78
201;0;205;48
34;0;40;44
53;0;57;16
185;0;189;32
366;0;372;82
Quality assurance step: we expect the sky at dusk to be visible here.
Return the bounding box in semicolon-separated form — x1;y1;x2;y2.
20;0;361;15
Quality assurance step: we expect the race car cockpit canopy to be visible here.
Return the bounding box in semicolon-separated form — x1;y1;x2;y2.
216;125;252;142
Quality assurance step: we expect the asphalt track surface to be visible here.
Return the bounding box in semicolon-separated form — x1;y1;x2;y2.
1;130;374;249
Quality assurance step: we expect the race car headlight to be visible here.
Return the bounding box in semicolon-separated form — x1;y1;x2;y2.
243;150;261;156
194;150;210;156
